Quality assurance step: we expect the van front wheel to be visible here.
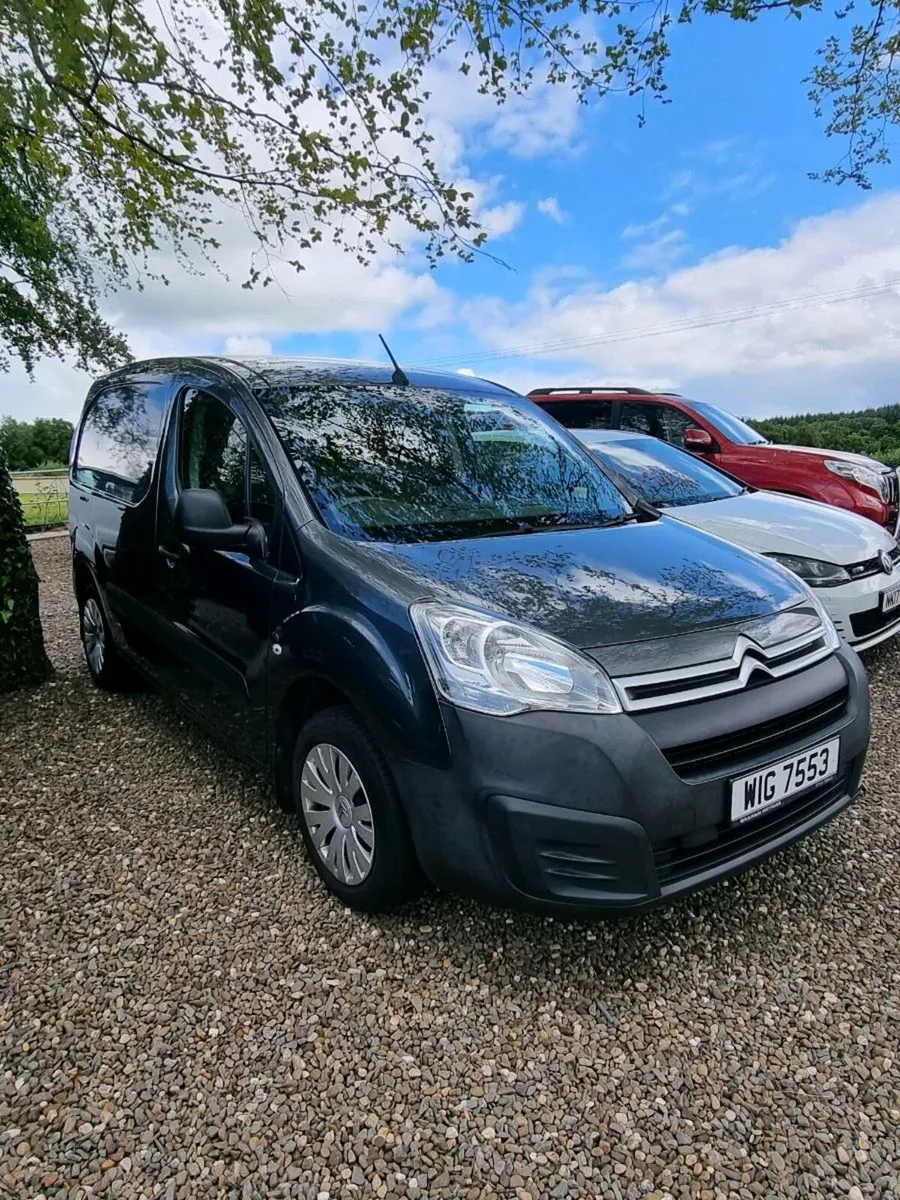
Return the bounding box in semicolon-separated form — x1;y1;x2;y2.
292;706;426;913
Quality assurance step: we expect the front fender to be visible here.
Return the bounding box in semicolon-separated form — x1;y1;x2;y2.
274;603;451;770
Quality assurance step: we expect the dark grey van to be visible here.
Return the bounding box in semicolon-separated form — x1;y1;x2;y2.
69;358;869;914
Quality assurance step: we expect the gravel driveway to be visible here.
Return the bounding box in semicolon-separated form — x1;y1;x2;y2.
2;537;898;1200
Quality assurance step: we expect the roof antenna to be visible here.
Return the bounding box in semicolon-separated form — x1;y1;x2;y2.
379;334;409;386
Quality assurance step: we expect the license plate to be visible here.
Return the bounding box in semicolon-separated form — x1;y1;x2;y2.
882;583;900;613
730;737;840;825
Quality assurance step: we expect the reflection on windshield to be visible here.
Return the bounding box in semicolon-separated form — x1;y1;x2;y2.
688;400;768;445
585;436;745;509
260;385;632;542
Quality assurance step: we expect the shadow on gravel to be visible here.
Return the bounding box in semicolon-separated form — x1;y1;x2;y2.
376;835;860;988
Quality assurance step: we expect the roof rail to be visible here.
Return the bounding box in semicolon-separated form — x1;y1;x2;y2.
528;386;654;397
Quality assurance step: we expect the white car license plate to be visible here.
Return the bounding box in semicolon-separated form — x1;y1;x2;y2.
882;583;900;613
730;737;840;825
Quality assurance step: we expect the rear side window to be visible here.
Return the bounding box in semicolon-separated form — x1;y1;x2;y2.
74;382;168;504
619;403;661;435
536;400;613;430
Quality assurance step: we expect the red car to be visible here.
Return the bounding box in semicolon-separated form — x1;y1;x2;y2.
529;386;900;534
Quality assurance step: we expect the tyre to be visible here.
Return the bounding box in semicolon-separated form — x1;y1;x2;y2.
78;587;130;691
292;705;426;912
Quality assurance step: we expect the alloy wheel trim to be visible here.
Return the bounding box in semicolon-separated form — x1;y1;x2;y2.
82;598;106;677
300;742;375;885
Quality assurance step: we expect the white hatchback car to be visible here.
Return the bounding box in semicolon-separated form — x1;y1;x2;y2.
576;428;900;651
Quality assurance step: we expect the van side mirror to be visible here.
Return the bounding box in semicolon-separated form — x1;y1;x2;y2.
684;426;714;451
175;488;268;559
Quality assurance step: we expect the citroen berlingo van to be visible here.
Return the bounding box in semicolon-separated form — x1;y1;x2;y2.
69;357;869;914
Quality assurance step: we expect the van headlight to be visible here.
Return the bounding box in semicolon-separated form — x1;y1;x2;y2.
806;592;841;649
410;602;622;716
765;553;850;588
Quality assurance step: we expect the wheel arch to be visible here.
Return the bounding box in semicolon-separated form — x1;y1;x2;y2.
72;553;115;624
72;553;97;604
272;674;353;809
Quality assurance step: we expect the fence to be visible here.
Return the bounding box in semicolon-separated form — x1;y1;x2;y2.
11;469;68;530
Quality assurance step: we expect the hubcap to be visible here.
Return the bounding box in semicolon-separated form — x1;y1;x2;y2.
300;743;375;885
82;598;105;677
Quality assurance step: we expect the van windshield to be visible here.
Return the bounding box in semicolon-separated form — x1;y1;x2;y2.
260;384;633;543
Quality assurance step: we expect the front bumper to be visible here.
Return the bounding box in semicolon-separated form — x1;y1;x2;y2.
392;645;869;915
820;572;900;650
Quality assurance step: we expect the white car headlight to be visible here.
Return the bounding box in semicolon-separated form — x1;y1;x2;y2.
410;602;622;716
825;459;889;499
765;553;851;588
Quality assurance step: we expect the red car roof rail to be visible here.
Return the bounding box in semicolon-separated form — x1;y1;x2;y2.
528;386;654;396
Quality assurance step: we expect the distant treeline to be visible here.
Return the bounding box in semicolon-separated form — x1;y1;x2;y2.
4;405;900;474
1;417;74;471
750;404;900;468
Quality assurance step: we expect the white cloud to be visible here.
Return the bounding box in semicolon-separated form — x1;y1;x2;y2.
0;205;458;421
620;209;690;267
449;193;900;414
481;201;525;237
622;228;690;272
688;138;741;164
537;197;569;224
3;358;90;423
491;87;583;159
223;334;273;356
1;328;219;423
622;215;670;241
13;191;900;427
3;14;571;422
664;140;775;205
420;57;584;161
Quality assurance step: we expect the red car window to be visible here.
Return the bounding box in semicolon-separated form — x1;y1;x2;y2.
536;399;613;429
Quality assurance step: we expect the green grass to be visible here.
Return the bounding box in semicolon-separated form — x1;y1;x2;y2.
19;493;67;528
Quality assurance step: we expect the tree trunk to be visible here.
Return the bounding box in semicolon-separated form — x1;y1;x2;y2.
0;443;53;692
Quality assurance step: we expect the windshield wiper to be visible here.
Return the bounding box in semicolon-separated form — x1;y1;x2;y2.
480;518;613;537
479;521;543;537
477;508;656;537
483;513;651;536
598;497;661;527
597;513;641;529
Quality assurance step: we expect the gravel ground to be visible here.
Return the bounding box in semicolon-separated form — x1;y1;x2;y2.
2;537;899;1200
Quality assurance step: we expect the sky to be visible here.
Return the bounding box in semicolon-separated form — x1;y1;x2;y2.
6;6;900;425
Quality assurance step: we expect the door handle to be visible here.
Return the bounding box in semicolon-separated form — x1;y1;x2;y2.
78;494;90;503
158;545;183;568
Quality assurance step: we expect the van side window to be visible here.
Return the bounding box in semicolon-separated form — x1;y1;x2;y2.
74;383;167;504
180;391;248;523
179;390;277;535
249;445;277;532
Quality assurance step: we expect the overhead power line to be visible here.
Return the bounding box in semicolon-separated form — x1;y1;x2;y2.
413;276;900;372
